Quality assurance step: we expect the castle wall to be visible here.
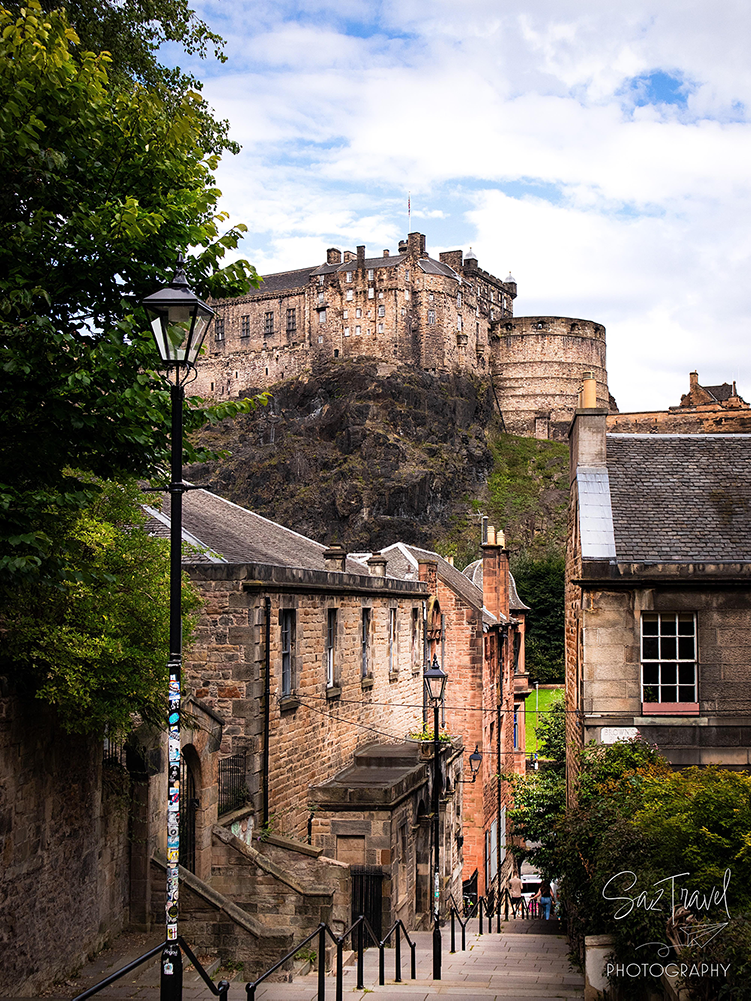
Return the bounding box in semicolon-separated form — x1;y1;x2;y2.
490;317;609;438
191;235;610;441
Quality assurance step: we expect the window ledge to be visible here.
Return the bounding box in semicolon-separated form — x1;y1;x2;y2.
326;686;342;700
279;695;300;712
388;672;399;682
361;677;374;690
641;702;700;716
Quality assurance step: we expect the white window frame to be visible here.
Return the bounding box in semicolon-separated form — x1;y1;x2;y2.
326;609;337;687
641;612;697;705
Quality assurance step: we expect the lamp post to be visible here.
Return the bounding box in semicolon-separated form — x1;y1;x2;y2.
424;654;447;981
141;254;214;1001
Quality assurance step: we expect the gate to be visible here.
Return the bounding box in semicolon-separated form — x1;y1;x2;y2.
179;756;198;873
351;866;383;940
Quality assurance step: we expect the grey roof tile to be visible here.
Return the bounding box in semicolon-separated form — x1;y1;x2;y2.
606;434;751;562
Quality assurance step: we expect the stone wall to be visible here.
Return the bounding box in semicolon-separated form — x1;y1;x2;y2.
184;563;428;843
0;695;130;996
491;317;609;439
607;405;751;435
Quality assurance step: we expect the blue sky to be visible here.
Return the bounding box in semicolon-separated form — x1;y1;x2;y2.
165;0;751;412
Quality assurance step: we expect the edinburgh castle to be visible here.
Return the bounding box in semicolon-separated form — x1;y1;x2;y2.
197;232;613;439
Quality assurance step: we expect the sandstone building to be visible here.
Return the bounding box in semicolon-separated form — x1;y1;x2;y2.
196;232;612;439
565;385;751;801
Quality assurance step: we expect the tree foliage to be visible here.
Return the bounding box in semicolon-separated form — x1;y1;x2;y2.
0;480;201;734
511;550;565;683
0;3;261;587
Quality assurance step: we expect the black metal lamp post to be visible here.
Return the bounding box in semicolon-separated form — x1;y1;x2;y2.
141;254;214;1001
424;654;447;981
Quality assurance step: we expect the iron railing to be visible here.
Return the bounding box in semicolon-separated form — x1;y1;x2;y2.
218;751;249;816
71;938;230;1001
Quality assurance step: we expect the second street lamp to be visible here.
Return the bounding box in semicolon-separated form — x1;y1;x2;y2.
424;654;447;981
141;253;214;1001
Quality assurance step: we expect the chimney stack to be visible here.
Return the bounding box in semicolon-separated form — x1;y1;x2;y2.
481;525;509;623
357;245;366;270
326;248;342;265
323;545;347;572
367;553;387;578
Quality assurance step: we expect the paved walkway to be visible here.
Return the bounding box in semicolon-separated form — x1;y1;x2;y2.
29;923;583;1001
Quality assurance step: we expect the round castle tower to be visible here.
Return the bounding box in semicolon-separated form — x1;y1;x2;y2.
490;316;610;439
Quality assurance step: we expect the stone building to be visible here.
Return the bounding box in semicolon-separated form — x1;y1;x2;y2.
608;370;751;435
148;489;466;937
195;232;611;440
565;388;751;801
354;532;531;899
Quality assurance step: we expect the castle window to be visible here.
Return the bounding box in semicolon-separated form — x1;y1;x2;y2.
240;315;250;338
334;348;339;357
343;309;349;319
318;290;324;303
355;325;361;335
367;269;374;280
318;336;323;343
378;305;385;317
356;308;362;318
405;269;410;281
404;289;410;300
264;312;274;335
457;292;462;307
318;275;324;284
378;323;384;333
346;271;353;282
388;608;397;675
476;322;480;335
457;315;463;331
215;316;225;340
319;309;327;324
346;290;353;301
344;326;350;336
368;288;374;298
428;310;435;324
286;308;296;333
401;308;405;317
378;291;384;298
429;292;434;301
361;607;372;678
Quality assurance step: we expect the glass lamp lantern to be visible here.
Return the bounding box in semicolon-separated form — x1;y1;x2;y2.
424;655;448;703
469;744;483;776
141;253;214;367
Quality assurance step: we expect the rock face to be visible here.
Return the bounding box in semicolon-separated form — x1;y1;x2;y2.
187;360;494;552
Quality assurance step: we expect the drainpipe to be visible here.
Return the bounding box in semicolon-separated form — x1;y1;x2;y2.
263;597;271;830
441;614;446;727
496;627;506;929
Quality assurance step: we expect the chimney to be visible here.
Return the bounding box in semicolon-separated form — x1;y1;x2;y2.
327;248;342;265
417;557;438;596
357;245;366;270
383;249;390;257
581;371;597;409
439;250;463;271
366;553;387;578
569;402;608;484
482;525;509;623
690;371;699;390
407;232;425;257
323;544;347;572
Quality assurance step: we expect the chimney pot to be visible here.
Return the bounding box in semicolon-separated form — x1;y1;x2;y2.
581;371;597;409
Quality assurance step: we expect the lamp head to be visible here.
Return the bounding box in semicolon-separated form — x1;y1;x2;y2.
424;654;447;703
141;252;214;367
469;744;482;776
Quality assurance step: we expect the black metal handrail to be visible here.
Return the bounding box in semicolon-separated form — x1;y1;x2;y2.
245;912;404;1001
71;938;230;1001
377;918;417;986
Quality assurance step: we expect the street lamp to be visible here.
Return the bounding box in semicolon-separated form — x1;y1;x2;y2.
142;253;214;1001
458;744;483;783
424;654;447;981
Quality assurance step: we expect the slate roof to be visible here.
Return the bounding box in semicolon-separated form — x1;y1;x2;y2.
244;266;320;295
605;434;751;562
376;543;504;625
155;489;370;573
702;382;735;403
462;561;530;611
418;258;460;279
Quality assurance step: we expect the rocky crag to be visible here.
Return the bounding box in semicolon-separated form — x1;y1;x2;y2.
187;359;568;561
